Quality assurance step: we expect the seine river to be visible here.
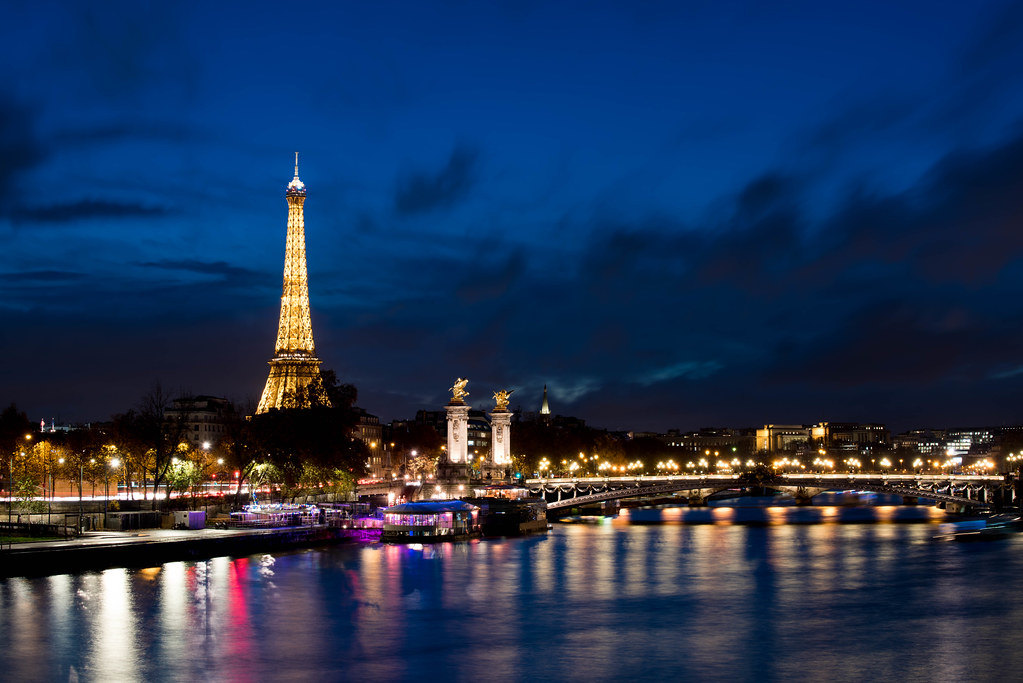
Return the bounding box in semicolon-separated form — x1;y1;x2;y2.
2;510;1023;682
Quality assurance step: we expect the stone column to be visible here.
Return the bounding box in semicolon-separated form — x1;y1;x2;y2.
491;410;512;466
446;402;470;464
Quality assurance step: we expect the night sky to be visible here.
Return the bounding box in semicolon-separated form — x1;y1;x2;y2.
4;1;1023;433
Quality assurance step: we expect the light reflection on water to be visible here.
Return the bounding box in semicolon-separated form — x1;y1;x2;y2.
2;521;1023;682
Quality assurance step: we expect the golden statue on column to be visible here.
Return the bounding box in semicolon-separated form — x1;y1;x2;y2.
493;389;513;411
450;378;469;403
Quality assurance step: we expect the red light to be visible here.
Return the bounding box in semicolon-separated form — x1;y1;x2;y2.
234;471;240;478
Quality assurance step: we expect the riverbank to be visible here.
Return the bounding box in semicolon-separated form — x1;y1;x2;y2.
0;525;374;578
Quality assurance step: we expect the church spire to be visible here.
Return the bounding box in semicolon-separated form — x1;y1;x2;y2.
540;384;551;415
256;155;326;413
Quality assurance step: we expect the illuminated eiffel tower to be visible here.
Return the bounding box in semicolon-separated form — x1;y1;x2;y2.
256;154;329;413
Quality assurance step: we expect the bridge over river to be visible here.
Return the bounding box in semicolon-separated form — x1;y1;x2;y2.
523;473;1010;512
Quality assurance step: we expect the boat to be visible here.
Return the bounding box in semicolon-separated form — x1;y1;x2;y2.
463;496;548;537
229;502;322;528
461;484;549;536
935;514;1023;542
380;500;481;542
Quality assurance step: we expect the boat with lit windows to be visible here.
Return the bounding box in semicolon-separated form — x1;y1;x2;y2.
381;500;481;542
462;484;548;537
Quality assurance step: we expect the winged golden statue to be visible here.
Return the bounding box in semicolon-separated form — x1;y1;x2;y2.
450;377;469;402
493;389;514;411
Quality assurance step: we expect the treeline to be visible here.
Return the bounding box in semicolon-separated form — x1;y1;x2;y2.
0;371;368;510
510;418;675;476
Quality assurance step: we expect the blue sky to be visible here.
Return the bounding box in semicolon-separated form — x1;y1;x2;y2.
4;1;1023;432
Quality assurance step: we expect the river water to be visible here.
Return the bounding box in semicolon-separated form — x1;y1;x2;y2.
2;511;1022;682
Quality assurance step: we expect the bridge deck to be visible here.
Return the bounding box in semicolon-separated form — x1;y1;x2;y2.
526;473;1005;510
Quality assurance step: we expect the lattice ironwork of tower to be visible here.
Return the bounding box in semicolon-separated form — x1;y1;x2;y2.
256;154;330;413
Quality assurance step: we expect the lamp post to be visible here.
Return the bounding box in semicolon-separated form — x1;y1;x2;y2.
7;453;12;545
201;442;210;517
79;459;84;519
105;457;120;527
80;457;95;529
55;457;64;518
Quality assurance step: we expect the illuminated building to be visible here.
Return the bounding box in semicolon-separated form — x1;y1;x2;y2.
810;422;889;452
165;395;231;446
756;424;810;453
256;154;328;413
662;427;756;455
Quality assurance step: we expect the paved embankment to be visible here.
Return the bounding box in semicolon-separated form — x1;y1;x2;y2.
0;526;369;578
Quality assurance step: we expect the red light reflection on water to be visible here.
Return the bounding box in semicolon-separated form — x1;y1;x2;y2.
224;556;253;678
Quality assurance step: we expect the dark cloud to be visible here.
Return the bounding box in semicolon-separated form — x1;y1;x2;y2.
0;270;86;283
960;2;1023;75
12;200;173;224
0;98;46;211
394;145;479;215
139;259;265;285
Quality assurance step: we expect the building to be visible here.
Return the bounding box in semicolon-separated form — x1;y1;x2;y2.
810;422;889;451
466;409;492;465
892;430;944;455
662;427;757;456
756;425;810;453
354;408;384;476
165;396;231;447
256;154;328;413
943;429;994;457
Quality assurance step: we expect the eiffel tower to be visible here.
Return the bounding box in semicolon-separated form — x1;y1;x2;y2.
256;154;329;413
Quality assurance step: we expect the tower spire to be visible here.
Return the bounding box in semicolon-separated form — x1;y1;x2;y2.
256;156;326;413
540;384;551;415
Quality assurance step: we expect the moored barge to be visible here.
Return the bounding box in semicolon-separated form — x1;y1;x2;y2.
381;500;481;542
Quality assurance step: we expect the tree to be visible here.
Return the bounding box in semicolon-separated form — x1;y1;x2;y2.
56;427;107;504
0;404;33;496
110;409;155;501
243;370;369;503
115;384;187;510
391;423;443;473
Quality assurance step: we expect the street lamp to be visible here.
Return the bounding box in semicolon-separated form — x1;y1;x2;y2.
55;457;65;516
105;457;120;526
201;442;211;515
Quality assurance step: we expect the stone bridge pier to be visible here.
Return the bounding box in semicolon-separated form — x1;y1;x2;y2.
773;486;831;505
686;489;719;506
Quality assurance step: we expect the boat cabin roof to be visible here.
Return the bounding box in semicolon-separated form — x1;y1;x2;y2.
384;500;479;514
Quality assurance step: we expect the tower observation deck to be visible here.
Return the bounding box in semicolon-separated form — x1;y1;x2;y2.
256;154;329;413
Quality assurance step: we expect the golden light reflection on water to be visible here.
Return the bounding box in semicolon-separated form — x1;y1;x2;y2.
619;503;950;526
713;506;734;524
86;569;141;681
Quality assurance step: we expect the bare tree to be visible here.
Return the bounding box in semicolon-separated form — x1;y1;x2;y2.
132;383;187;510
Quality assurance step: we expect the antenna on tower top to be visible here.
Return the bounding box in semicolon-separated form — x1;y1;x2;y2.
286;152;306;194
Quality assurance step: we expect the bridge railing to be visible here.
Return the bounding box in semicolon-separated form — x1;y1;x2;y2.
524;473;1004;486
